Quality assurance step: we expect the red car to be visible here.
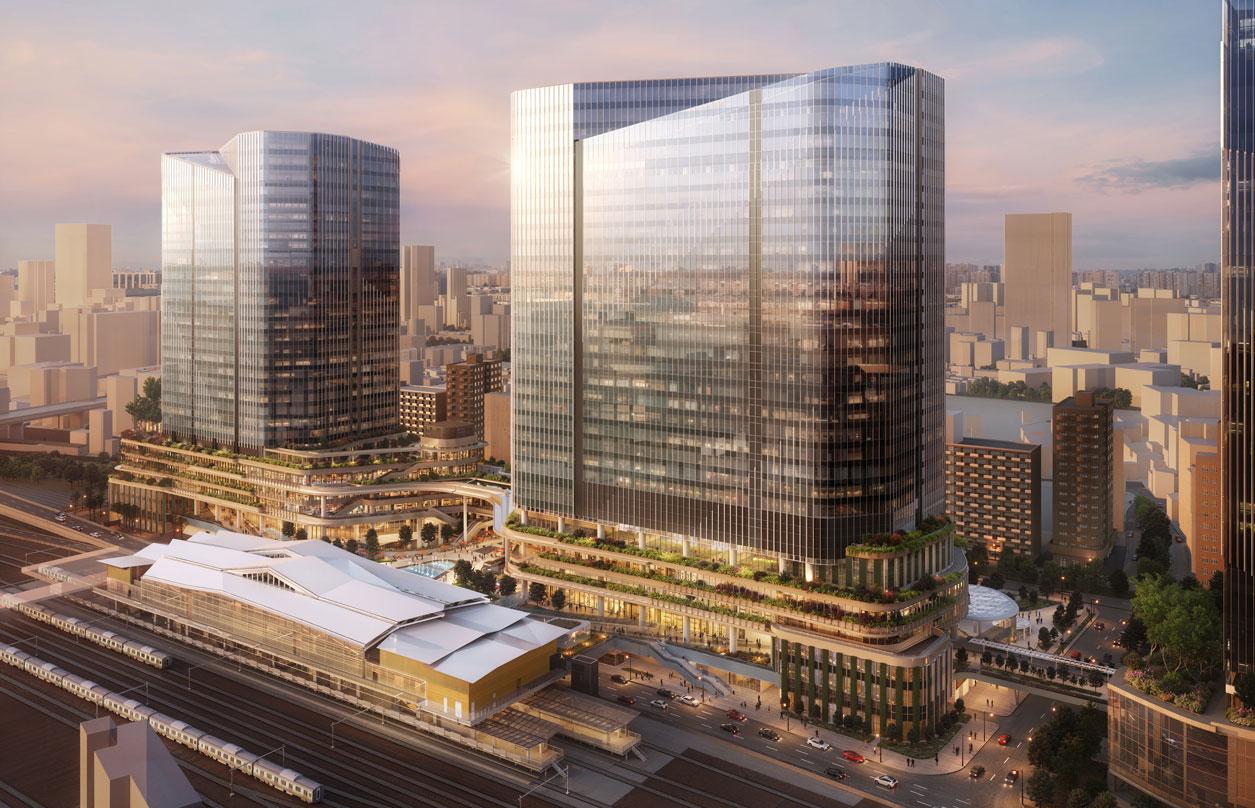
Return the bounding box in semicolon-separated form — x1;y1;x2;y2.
998;734;1012;746
1070;651;1083;660
617;695;636;706
841;750;865;764
726;709;748;722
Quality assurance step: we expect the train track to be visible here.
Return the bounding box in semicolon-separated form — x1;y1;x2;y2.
0;665;288;808
0;609;562;808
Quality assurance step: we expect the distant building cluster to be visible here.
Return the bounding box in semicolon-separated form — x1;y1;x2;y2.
6;223;160;457
941;212;1222;581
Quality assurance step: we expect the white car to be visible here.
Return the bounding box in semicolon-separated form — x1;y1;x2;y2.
806;737;832;751
90;531;102;538
874;774;899;790
55;514;67;522
679;694;699;706
650;699;669;710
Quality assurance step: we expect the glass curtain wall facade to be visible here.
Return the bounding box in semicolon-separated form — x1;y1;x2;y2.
511;66;944;570
1224;0;1255;678
162;131;400;454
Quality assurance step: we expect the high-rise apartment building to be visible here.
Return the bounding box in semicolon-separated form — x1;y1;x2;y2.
1224;0;1255;681
55;224;113;308
1052;391;1115;564
447;351;503;436
507;65;960;739
159;131;400;452
945;438;1042;561
1004;213;1072;356
445;266;468;329
17;259;55;313
398;384;447;438
400;244;436;323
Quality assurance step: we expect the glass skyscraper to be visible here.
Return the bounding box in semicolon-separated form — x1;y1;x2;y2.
161;131;400;453
1224;0;1255;678
511;65;945;575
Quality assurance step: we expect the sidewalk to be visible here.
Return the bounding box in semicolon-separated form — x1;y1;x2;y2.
608;653;1006;777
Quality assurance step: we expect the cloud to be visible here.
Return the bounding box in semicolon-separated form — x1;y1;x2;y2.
1077;152;1220;193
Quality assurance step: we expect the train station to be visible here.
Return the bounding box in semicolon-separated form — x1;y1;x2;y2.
96;530;640;770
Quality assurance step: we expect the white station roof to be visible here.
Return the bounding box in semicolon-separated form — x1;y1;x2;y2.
964;585;1020;624
102;531;568;682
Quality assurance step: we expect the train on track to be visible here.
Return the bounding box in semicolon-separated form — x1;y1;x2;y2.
0;594;173;669
0;641;324;803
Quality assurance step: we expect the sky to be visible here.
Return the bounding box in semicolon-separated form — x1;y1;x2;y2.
0;1;1223;271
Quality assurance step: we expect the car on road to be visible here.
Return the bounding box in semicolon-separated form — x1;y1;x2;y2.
970;765;986;779
656;688;677;700
726;709;747;722
839;749;864;762
806;737;832;751
611;674;628;684
90;531;102;538
616;695;636;706
719;722;741;736
1070;651;1083;660
1095;622;1106;631
678;694;699;706
649;699;669;710
1005;770;1020;785
72;524;83;531
998;734;1012;746
873;774;899;790
824;765;847;781
55;513;67;522
757;728;781;741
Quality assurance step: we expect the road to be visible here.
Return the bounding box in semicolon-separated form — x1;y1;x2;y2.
599;665;1067;808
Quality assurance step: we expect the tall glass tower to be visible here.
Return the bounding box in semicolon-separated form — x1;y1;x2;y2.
511;65;945;574
1224;0;1255;678
161;131;400;453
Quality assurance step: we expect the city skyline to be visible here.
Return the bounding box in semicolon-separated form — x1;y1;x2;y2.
0;0;1221;271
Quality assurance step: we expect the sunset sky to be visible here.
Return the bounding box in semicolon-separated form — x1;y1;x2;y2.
0;1;1221;270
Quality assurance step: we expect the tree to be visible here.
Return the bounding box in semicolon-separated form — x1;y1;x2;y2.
1019;585;1029;602
294;527;308;541
1026;769;1055;805
550;589;566;611
125;378;162;425
333;538;344;548
1208;570;1224;611
954;697;965;714
281;521;296;538
1088;671;1106;689
1108;569;1129;598
955;647;968;666
1090;793;1118;808
985;572;1006;590
1065;788;1092;808
1019;658;1030;673
1120;616;1148;653
477;571;497;595
453;559;474;587
1053;604;1068;628
398;524;413;547
498;575;518;598
528;582;546;603
981;649;993;665
440;523;456;542
364;529;380;559
1235;671;1255;708
345;538;359;555
420;523;438;546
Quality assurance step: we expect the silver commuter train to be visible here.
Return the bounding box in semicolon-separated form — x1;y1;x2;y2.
1;597;174;669
0;642;322;803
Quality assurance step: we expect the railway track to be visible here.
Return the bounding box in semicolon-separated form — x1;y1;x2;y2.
0;610;562;808
0;665;289;808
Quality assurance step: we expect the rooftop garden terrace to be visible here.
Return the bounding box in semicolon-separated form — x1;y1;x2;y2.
844;515;954;557
505;514;961;606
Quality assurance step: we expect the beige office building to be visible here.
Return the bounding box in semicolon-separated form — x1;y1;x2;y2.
445;266;468;328
17;259;56;313
484;390;510;464
55;224;113;307
401;244;436;322
1004;213;1071;356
